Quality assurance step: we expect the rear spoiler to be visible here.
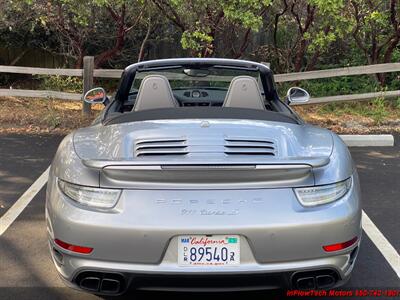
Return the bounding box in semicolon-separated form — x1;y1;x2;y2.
82;157;330;189
82;157;330;170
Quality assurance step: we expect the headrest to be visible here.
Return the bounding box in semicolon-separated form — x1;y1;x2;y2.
133;75;178;111
223;76;265;110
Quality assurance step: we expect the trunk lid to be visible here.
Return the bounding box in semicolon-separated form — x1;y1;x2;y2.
74;119;333;188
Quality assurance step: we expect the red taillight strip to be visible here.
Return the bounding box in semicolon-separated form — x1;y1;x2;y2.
55;239;93;254
323;237;358;252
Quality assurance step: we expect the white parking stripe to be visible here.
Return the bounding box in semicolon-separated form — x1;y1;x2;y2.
1;167;400;280
0;166;50;236
362;210;400;278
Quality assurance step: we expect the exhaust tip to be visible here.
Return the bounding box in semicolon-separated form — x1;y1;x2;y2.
75;271;126;294
316;275;336;289
292;269;339;290
296;277;316;290
79;277;101;291
101;278;121;293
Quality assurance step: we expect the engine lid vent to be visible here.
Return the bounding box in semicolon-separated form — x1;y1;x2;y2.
224;137;277;156
135;137;188;157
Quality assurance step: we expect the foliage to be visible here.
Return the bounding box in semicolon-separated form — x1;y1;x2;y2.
1;0;153;68
152;0;271;57
0;0;399;91
259;0;354;72
345;0;400;84
36;75;83;93
396;97;400;110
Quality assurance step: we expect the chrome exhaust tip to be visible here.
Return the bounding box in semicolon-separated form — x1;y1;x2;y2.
79;276;101;292
292;269;339;290
75;271;125;295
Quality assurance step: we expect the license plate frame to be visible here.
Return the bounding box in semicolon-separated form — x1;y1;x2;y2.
178;235;240;266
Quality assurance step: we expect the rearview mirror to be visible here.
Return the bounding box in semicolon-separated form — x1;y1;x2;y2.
84;87;107;104
286;87;310;105
183;68;210;77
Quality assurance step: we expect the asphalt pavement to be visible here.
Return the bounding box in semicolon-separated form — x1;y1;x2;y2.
0;133;399;300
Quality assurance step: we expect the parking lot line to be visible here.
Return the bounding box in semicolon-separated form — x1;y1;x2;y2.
1;166;399;281
362;210;400;278
0;166;50;236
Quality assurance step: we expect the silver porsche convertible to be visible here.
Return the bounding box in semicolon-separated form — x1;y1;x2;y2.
46;58;361;295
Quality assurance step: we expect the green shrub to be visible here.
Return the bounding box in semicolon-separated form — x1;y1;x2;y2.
395;97;400;109
36;75;82;93
276;75;384;98
368;98;389;124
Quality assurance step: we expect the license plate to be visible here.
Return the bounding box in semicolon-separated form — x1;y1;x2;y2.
178;235;240;266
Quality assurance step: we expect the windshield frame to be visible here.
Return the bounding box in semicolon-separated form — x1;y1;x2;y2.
114;58;277;104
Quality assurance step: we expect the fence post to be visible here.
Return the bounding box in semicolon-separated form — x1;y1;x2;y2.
82;56;94;115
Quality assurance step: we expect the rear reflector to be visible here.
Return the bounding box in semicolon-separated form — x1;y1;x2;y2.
55;239;93;254
323;237;358;252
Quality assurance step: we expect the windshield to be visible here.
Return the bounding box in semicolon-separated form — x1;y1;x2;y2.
128;67;263;105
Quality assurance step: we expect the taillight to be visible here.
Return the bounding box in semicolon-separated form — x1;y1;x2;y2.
55;239;93;254
323;237;358;252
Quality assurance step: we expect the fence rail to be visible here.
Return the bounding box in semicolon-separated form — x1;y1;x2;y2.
0;89;81;100
274;62;400;82
0;65;83;77
1;58;399;114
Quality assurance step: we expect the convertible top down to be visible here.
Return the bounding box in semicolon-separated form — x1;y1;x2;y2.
46;58;361;294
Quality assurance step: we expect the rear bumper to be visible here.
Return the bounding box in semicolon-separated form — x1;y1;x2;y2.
46;173;362;292
51;241;359;293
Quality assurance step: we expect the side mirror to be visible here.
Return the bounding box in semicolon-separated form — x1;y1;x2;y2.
84;87;107;104
286;87;310;105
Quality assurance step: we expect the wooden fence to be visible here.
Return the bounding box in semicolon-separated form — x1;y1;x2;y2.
0;56;399;115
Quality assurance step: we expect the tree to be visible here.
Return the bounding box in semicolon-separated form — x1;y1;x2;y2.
0;0;60;65
263;0;351;72
18;0;148;68
152;0;271;57
349;0;400;84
